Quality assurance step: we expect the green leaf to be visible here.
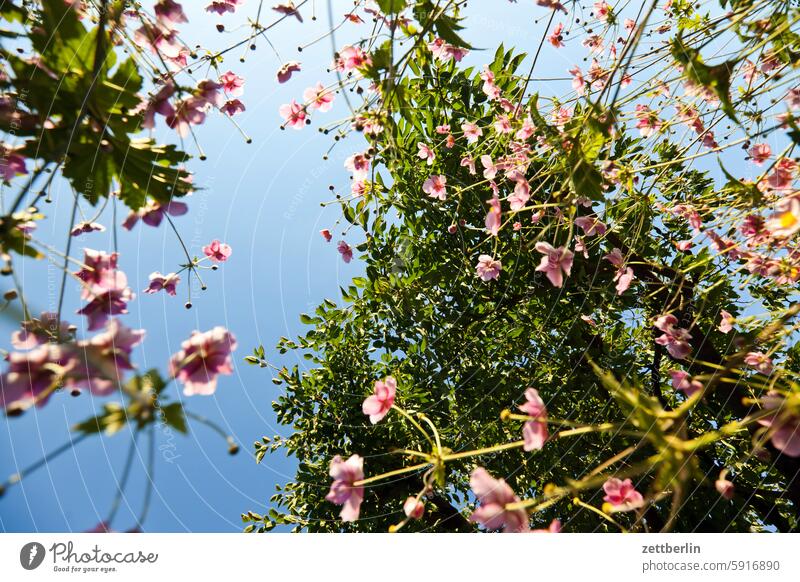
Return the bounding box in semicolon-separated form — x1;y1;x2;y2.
377;0;407;14
161;403;187;434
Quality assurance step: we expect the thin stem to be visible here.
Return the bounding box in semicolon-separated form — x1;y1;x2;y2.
106;429;140;525
1;433;90;493
353;461;431;487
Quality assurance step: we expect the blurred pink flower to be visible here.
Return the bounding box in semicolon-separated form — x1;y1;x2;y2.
403;497;425;520
326;454;364;522
654;314;692;360
719;310;734;334
276;61;302;84
476;255;502;281
519;388;548;451
337;241;353;263
273;2;303;22
758;393;800;457
745;352;773;375
221;99;245;116
669;370;702;397
169;327;237;395
715;478;735;500
144;272;180;296
535;242;573;288
417;142;435;165
469;467;529;532
362;376;396;424
485;196;501;236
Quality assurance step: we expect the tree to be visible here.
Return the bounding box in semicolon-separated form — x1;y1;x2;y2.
244;0;800;532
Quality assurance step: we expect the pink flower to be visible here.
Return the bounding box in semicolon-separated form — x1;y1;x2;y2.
74;249;124;296
744;352;773;375
362;376;396;424
1;344;72;413
279;100;307;129
461;122;482;144
766;197;800;238
122;200;189;230
75;254;134;331
748;143;772;165
70;221;106;237
337;241;353;263
70;320;145;396
669;370;702;397
221;99;245;116
715;478;735;500
334;45;371;72
480;155;498;180
273;1;303;22
344;152;370;178
535;242;574;288
614;267;634;295
476;255;502;281
325;454;364;522
602;478;644;512
11;312;71;350
417;142;436;165
574;216;607;237
403;496;425;519
144;272;180;296
508;179;530;211
205;0;243;15
635;104;662;137
570;66;585;95
427;38;469;63
593;1;611;22
169;327;237;395
654;314;693;360
155;0;187;30
203;239;232;262
532;519;561;533
494;115;512;134
548;23;564;48
303;82;335;111
320;229;332;242
276;61;302;84
165;97;208;137
469;468;529;532
423;175;447;201
460;156;476;175
136;85;173;132
485;196;501;236
219;71;244;96
758;393;800;457
519;388;548;451
516;117;536;140
0;143;28;181
719;310;734;334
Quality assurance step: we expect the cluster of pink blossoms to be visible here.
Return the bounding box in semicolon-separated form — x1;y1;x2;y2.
75;249;134;331
653;314;692;360
1;313;144;414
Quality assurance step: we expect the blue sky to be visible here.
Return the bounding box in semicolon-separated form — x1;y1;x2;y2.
0;0;759;532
